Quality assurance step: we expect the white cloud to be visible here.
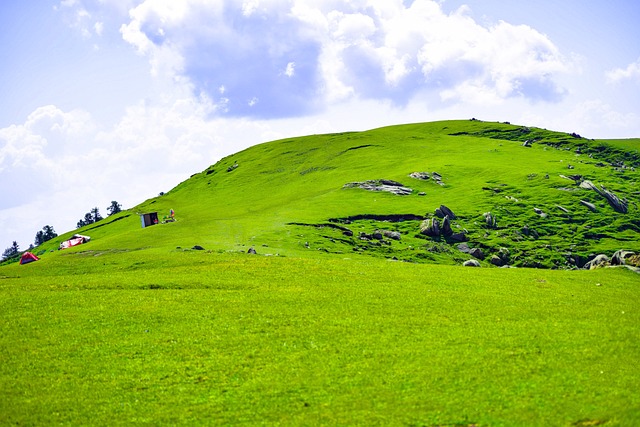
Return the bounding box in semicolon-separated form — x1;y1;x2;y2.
284;62;296;77
59;0;78;7
606;58;640;84
562;100;640;137
94;21;104;36
117;0;571;118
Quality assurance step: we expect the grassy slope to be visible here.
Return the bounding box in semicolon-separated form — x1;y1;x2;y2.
28;119;639;266
2;120;639;425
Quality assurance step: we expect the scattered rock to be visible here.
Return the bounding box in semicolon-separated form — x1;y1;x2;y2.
533;207;547;218
580;180;628;213
440;216;453;237
556;205;570;214
372;231;384;240
434;205;457;219
343;180;413;195
484;212;498;229
611;250;635;266
521;226;539;239
565;253;590;268
457;243;471;253
450;232;468;242
626;254;640;267
580;200;597;212
463;259;481;267
522;140;533;147
490;255;504;266
192;245;205;250
432;172;444;185
583;254;610;270
409;172;430;180
419;218;440;237
381;230;401;240
469;248;485;260
497;247;510;264
418;192;426;196
410;171;445;186
247;247;257;254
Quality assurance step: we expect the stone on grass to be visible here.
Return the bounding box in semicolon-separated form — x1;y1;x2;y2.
450;232;468;242
440;215;453;237
484;212;498;229
490;255;504;266
420;218;440;237
463;259;481;267
434;205;457;219
580;200;597;212
611;250;635;266
382;230;401;240
343;179;413;195
469;247;485;260
583;254;609;270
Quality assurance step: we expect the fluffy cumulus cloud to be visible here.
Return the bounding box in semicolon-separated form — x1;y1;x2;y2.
119;0;570;118
606;58;640;84
0;106;96;210
0;95;248;246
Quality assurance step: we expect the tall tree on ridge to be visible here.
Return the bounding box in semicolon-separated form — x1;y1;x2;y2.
107;201;122;216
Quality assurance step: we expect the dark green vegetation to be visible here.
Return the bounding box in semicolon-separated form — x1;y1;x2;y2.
2;120;639;425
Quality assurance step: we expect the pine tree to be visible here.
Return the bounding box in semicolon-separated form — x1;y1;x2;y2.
107;201;122;216
91;207;103;223
2;241;19;261
35;225;58;246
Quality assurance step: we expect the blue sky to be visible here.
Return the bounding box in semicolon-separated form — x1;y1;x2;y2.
1;0;639;251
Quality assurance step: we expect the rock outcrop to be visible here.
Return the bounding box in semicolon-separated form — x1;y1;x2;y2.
435;205;457;219
440;216;453;237
580;180;628;213
484;212;498;229
583;254;610;270
469;248;485;260
490;255;504;266
380;230;402;240
343;180;412;195
580;200;597;212
611;250;635;266
409;171;445;186
419;218;440;237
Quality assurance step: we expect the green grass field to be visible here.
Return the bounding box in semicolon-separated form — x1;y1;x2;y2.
2;120;639;425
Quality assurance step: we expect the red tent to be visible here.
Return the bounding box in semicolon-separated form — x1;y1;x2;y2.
19;252;39;265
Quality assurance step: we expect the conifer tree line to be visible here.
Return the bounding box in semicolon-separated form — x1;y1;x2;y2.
76;201;122;228
1;201;123;262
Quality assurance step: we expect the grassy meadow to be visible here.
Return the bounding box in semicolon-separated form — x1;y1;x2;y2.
2;120;639;425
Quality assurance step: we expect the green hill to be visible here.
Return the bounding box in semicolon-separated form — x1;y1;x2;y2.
29;119;640;269
1;120;639;426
